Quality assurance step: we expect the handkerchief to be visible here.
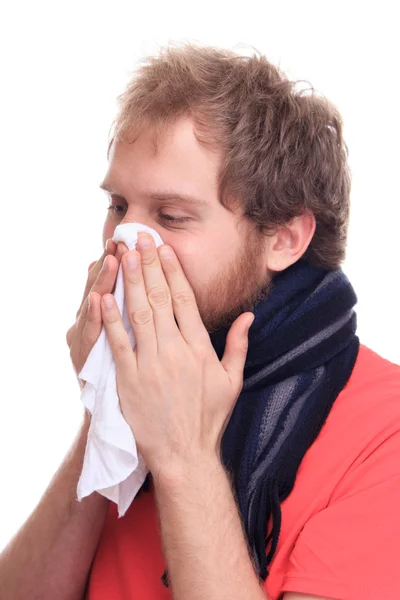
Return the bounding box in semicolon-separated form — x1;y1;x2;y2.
77;222;164;516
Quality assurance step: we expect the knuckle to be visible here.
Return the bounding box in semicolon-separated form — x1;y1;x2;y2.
66;326;74;347
114;340;129;356
163;351;180;367
131;307;153;325
238;342;249;357
122;269;140;285
140;252;158;266
173;289;193;307
193;342;208;358
148;286;171;308
84;316;100;336
106;312;121;325
160;342;180;362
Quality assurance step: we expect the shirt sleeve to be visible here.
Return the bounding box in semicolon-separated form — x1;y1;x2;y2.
281;430;400;600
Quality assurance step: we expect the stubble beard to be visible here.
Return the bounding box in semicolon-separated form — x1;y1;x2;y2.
194;229;272;334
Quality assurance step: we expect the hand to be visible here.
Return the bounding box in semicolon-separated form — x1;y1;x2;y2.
66;238;129;390
99;233;254;477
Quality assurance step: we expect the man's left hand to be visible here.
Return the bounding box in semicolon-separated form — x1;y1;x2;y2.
98;232;254;478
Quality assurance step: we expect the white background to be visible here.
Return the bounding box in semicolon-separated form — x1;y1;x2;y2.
0;0;399;551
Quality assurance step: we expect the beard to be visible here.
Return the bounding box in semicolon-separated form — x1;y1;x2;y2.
193;227;273;333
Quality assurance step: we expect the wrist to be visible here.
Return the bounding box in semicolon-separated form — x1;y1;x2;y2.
152;452;225;493
65;411;90;467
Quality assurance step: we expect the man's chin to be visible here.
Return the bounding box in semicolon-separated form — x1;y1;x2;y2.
201;303;253;334
201;283;272;333
198;308;234;335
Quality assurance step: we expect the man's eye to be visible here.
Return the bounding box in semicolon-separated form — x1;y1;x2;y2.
159;213;191;224
107;205;127;215
107;205;190;225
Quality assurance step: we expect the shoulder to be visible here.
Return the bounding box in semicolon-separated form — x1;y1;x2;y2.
280;347;400;599
346;343;400;396
293;344;400;497
322;344;400;454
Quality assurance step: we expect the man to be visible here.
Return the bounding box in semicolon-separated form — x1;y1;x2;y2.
1;43;399;600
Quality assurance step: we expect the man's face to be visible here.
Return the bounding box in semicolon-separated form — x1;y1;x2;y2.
101;117;271;332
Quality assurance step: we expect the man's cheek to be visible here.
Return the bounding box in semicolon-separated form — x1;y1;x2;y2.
102;222;115;247
180;258;210;293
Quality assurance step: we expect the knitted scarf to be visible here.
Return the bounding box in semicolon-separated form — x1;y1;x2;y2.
141;259;360;588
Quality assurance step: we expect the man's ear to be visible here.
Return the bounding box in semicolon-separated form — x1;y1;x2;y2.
265;211;316;272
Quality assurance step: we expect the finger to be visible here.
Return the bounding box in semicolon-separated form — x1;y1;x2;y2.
115;241;129;264
158;244;210;347
121;249;158;361
106;238;117;255
74;289;93;348
74;292;102;386
110;242;129;294
76;255;116;320
101;294;137;374
221;313;254;391
134;233;179;344
66;323;75;348
87;238;115;282
91;255;119;295
77;241;128;328
78;239;116;314
81;291;103;355
71;292;103;386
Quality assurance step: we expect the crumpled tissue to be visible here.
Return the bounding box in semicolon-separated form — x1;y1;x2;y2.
77;222;164;516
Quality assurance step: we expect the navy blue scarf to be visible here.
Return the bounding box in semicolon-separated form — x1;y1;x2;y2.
150;259;359;587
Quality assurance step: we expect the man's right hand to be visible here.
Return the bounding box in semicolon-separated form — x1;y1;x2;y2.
66;238;129;390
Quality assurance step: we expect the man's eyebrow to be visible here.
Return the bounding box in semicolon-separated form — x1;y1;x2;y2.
99;182;210;208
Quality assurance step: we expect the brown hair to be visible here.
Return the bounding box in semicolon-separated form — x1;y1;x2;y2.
112;43;351;269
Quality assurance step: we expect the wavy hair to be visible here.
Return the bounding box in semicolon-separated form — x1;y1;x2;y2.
111;42;351;269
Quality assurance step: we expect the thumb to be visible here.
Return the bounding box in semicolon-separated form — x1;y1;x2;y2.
221;312;254;390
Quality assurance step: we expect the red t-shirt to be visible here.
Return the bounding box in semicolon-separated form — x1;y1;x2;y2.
87;345;400;599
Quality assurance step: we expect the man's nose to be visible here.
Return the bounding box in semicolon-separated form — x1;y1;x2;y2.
119;211;147;227
119;213;157;234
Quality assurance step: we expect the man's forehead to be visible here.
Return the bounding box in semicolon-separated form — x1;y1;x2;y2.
103;135;222;209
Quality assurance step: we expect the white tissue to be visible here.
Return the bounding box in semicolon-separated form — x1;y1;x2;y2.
77;222;164;516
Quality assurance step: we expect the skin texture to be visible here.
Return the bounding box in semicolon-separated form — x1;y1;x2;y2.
94;116;321;600
99;231;256;475
100;118;273;334
0;115;318;600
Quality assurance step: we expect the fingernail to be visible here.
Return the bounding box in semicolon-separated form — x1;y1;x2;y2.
138;233;152;249
159;245;174;259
